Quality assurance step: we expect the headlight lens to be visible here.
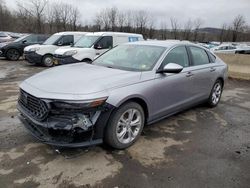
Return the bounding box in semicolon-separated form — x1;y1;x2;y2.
63;50;77;56
0;43;7;48
52;97;108;109
29;47;40;52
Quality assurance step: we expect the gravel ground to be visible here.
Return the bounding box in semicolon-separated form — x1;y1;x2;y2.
0;58;250;188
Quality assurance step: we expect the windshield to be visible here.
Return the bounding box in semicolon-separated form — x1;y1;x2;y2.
43;34;61;45
74;36;99;48
14;35;28;42
93;45;166;71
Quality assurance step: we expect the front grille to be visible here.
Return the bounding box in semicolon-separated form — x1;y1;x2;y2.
18;89;49;121
53;54;64;58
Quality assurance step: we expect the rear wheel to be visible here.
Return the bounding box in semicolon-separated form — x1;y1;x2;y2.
208;80;223;107
105;102;145;149
42;55;53;67
6;49;20;61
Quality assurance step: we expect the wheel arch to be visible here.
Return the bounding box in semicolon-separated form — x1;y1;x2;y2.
81;58;92;62
116;96;149;121
217;77;224;88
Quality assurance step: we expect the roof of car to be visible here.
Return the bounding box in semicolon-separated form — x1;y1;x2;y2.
54;31;88;35
125;40;194;48
86;32;143;37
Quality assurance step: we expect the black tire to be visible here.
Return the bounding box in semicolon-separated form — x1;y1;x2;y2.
207;79;223;107
82;59;92;64
42;54;54;67
6;49;20;61
105;102;145;149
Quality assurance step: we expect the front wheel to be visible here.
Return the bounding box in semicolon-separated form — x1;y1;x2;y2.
42;55;54;67
105;102;145;149
207;80;223;107
6;49;20;61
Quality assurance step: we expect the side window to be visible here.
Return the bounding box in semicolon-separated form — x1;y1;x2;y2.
57;35;74;46
95;36;113;49
189;46;210;66
161;46;189;68
207;52;216;63
37;35;47;42
25;35;38;43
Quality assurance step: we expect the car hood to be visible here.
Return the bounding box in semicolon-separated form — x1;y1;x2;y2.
24;44;41;51
20;63;142;100
55;47;91;55
0;41;12;48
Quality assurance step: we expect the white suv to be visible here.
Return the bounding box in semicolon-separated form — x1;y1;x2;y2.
24;32;88;66
53;32;144;65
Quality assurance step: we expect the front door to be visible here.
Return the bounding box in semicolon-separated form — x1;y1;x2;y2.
152;46;194;119
94;36;113;57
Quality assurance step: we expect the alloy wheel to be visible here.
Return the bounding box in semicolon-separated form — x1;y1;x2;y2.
211;82;222;105
116;108;142;144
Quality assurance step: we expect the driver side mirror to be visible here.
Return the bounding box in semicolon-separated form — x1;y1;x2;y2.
156;63;183;74
57;41;63;46
22;40;27;44
94;44;103;49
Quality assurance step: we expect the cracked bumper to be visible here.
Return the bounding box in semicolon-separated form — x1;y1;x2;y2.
17;103;115;148
53;55;80;65
24;51;43;64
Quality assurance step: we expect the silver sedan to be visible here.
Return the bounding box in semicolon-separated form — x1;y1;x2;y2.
18;41;228;149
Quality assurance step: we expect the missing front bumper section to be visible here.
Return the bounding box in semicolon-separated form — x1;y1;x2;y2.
19;114;103;148
17;102;115;147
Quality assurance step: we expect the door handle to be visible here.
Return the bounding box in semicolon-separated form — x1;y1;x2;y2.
186;72;194;77
210;67;216;72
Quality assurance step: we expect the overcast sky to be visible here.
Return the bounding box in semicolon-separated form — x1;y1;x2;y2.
5;0;250;28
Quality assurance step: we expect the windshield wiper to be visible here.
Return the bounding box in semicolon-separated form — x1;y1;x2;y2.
107;66;114;69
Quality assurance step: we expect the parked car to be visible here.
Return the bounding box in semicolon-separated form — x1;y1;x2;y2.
0;32;14;43
17;41;227;149
0;34;49;61
24;32;88;66
211;44;250;54
53;32;144;65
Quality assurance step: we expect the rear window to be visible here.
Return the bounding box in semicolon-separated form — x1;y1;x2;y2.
189;46;210;66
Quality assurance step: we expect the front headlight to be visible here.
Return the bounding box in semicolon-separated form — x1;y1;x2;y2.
52;97;108;109
0;43;7;48
29;47;40;52
63;50;77;56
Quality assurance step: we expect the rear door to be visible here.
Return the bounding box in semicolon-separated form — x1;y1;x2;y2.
187;46;216;100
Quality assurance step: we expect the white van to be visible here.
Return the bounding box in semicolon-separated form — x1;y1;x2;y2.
53;32;144;65
24;32;88;66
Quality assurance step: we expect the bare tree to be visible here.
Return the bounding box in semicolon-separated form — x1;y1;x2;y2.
170;17;180;39
160;20;168;40
108;7;118;31
117;12;125;32
69;7;80;31
231;15;246;42
193;18;203;41
219;23;227;43
124;11;133;32
17;0;47;33
134;10;148;35
94;12;102;31
183;19;193;40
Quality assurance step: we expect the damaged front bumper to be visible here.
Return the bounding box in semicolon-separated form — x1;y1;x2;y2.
24;51;43;64
53;54;80;65
17;101;115;148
